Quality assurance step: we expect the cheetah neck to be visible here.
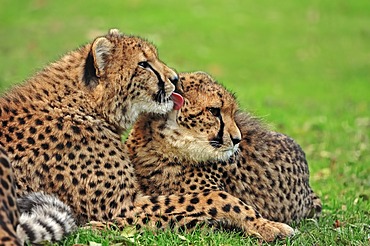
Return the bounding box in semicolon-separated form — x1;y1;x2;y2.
128;114;202;179
128;114;234;194
128;117;187;192
1;45;93;111
0;45;132;134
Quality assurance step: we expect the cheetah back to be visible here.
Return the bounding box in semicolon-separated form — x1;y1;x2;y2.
225;112;322;222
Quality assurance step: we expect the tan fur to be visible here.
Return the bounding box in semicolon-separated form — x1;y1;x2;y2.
0;145;22;246
229;112;322;222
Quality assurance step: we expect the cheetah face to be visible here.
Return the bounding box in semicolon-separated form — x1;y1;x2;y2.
166;72;241;162
84;29;183;129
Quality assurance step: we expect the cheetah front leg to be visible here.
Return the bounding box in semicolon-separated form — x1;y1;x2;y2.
114;191;294;242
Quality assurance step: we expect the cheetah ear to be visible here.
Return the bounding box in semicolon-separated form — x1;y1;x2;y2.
91;37;113;78
83;37;113;89
108;28;122;37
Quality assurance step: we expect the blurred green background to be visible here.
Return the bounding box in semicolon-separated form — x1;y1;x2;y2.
1;0;369;244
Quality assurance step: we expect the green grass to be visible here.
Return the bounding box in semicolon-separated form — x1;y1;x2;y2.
1;0;369;245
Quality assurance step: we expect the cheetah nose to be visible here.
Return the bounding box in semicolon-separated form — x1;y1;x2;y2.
170;74;179;86
231;136;241;146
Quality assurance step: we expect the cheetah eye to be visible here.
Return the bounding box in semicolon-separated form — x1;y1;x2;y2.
207;107;221;117
138;61;150;68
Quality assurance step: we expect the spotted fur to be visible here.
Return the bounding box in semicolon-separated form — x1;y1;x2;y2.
127;71;321;227
0;145;21;246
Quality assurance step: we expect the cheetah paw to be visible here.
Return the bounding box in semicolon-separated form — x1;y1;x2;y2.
82;221;117;230
247;218;295;242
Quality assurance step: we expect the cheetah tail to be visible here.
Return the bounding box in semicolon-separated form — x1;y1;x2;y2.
16;192;77;244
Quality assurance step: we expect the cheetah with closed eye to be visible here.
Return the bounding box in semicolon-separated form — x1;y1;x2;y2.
127;71;321;227
0;30;292;244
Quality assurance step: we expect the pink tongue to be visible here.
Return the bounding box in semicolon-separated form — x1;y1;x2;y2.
171;92;184;110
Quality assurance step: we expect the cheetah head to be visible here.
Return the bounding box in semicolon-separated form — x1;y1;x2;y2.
165;72;242;162
83;29;184;130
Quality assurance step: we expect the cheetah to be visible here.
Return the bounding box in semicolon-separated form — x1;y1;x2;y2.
127;71;322;225
0;30;292;243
